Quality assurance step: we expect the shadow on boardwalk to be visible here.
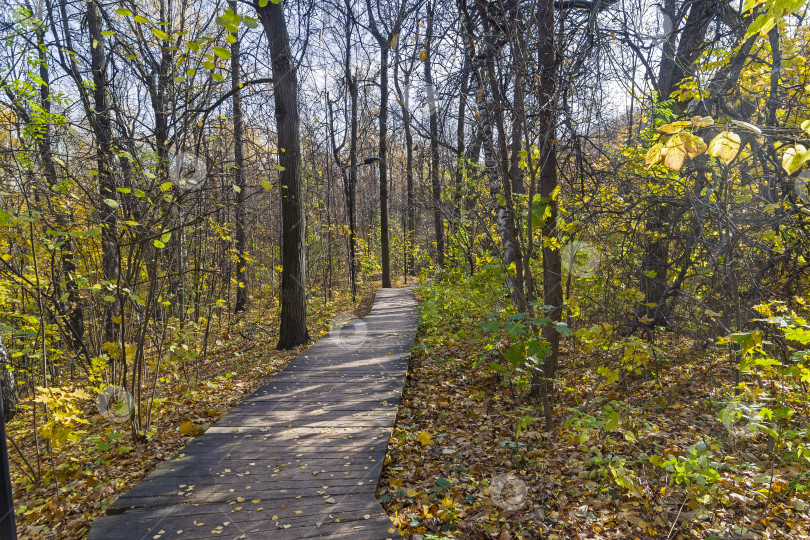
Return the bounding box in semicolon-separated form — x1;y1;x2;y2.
89;286;418;540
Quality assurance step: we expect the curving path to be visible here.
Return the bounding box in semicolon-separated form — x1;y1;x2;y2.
88;286;417;540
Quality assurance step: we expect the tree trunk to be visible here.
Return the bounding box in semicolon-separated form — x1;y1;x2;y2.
640;0;715;324
348;80;359;300
231;0;248;313
509;72;526;195
0;335;17;423
364;0;405;288
533;0;562;428
474;1;526;310
258;0;309;349
33;14;86;357
455;55;470;221
346;0;359;300
394;48;416;275
424;3;444;268
379;45;392;287
143;0;177;320
87;0;119;345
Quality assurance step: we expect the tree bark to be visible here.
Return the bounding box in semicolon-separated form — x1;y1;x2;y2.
393;46;416;275
86;0;119;345
346;0;360;299
32;11;86;356
379;45;392;287
640;0;715;324
230;0;248;313
364;0;409;288
0;335;17;423
455;52;470;221
473;0;526;310
424;2;444;267
258;0;310;348
533;0;563;428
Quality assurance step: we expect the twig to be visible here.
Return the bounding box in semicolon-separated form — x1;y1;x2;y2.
6;435;37;483
580;374;604;414
667;498;688;539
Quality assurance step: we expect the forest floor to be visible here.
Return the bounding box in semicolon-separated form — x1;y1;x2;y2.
379;282;810;539
7;282;379;539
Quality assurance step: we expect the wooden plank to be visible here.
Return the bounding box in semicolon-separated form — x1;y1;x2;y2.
91;511;396;540
104;495;384;523
89;287;417;539
108;483;386;511
214;412;396;428
213;400;400;413
122;467;387;489
217;406;398;417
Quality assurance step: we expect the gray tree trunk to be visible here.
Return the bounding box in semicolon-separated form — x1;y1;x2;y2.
87;0;119;342
231;0;248;313
534;0;563;427
424;2;444;267
258;0;310;349
393;47;415;275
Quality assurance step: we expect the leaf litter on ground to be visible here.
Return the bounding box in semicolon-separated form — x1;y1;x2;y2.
8;283;378;539
378;283;810;539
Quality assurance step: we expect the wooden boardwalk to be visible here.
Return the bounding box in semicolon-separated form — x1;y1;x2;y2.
89;286;417;540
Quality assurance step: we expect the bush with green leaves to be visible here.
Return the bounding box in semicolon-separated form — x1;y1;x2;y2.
478;303;570;388
653;441;723;488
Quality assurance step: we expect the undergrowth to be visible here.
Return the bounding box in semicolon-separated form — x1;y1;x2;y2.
8;283;378;539
380;270;810;539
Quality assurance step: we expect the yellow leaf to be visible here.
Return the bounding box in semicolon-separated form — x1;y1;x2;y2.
782;144;809;175
419;49;427;62
690;116;714;128
707;131;741;165
657;120;691;134
645;142;663;166
179;421;195;436
683;134;707;158
151;28;170;40
416;430;433;446
662;134;686;170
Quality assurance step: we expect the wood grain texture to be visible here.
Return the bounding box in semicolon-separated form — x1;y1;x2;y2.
89;286;417;539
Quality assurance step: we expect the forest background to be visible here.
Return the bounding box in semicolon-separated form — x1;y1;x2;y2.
1;0;810;537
